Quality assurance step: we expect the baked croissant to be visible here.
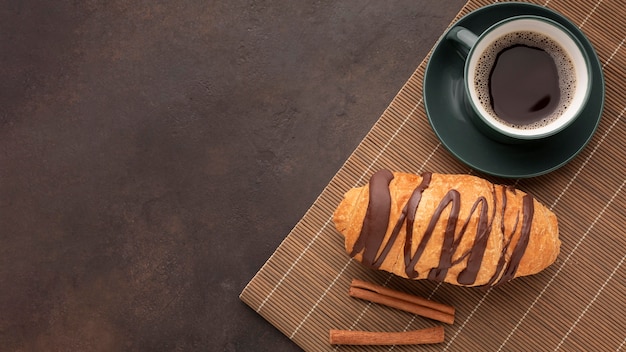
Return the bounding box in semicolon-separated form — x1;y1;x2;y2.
333;170;561;287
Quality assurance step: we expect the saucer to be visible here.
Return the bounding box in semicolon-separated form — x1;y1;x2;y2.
423;2;605;178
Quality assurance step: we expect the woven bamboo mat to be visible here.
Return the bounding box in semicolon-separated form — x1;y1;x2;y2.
240;0;626;350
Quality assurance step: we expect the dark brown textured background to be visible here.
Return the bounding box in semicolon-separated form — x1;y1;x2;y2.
0;1;467;350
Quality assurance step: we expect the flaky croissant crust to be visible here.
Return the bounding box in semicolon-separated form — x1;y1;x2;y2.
333;171;560;287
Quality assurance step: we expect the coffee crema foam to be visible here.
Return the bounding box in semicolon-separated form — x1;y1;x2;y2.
474;31;576;130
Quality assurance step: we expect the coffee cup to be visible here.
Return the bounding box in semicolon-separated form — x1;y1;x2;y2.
446;15;591;143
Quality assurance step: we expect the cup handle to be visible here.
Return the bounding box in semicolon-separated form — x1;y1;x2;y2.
446;26;479;57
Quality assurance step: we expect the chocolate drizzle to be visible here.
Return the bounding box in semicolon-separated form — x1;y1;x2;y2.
455;192;493;285
484;186;520;287
497;194;534;284
349;170;394;267
401;172;432;277
349;170;535;287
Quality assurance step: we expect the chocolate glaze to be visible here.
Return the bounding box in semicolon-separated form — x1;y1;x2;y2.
484;186;520;287
372;173;431;269
349;170;394;267
456;191;493;285
496;194;534;284
349;170;535;287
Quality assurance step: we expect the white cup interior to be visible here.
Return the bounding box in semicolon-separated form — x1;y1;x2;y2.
466;17;590;139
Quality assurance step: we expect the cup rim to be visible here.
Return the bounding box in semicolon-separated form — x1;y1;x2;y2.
464;15;592;140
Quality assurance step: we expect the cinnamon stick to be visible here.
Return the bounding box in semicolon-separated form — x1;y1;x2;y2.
349;279;455;324
351;279;455;315
329;326;444;345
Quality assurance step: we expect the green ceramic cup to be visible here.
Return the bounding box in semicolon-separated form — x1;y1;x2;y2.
446;15;592;143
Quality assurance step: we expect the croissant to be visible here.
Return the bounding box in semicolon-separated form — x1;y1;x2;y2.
333;170;561;287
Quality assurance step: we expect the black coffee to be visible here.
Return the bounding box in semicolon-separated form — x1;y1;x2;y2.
474;31;576;130
489;45;560;125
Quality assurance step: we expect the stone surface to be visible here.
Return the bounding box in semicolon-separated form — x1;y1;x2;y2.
0;1;466;350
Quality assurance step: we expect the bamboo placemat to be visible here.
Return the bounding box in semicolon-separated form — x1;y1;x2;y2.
240;0;626;350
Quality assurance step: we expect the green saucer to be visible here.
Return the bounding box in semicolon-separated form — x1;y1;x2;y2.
423;2;605;178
